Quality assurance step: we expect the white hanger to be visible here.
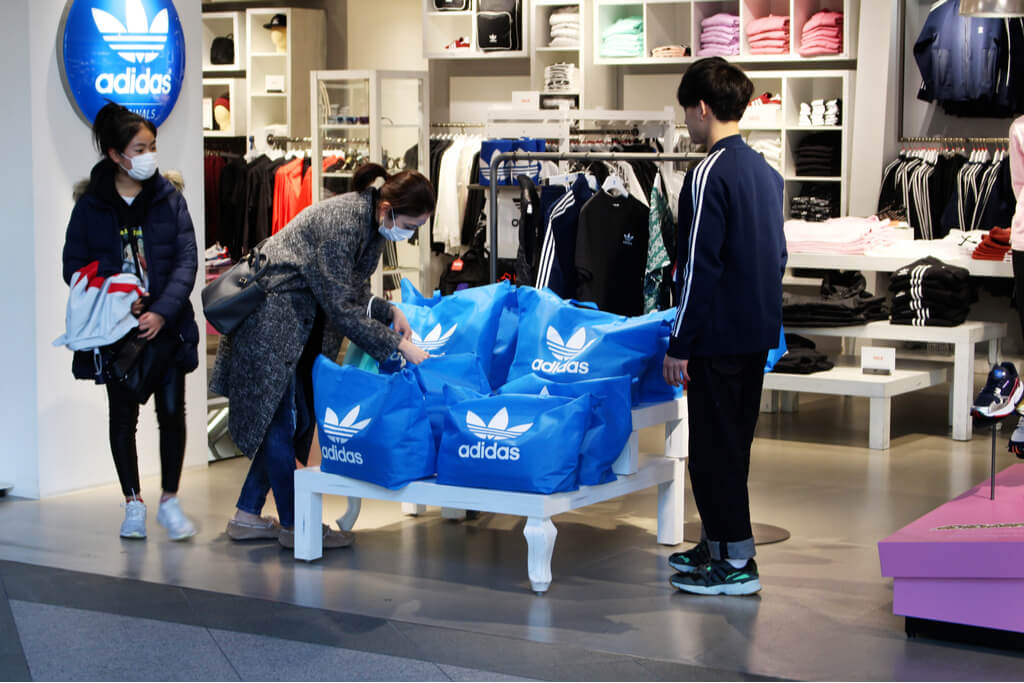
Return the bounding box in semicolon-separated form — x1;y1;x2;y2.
601;173;628;197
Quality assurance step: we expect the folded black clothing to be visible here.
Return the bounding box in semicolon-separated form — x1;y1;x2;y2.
891;311;969;327
890;301;970;320
821;270;867;299
784;333;820;350
783;291;888;313
889;256;971;293
892;286;970;309
773;348;835;374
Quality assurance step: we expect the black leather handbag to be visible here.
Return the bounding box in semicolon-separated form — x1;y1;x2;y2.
210;34;234;65
202;247;269;335
106;329;179;404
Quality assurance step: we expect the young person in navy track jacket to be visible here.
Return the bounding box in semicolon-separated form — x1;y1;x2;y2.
662;58;787;596
62;102;200;542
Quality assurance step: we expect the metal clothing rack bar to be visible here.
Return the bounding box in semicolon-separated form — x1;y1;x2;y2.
486;150;704;283
267;134;369;148
899;136;1008;144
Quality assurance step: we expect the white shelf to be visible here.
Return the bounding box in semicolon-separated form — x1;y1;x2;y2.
536;46;581;51
383;123;425;129
426;10;473;16
740;124;783;131
250;51;288;58
252;92;287;98
786;176;841;182
424;51;530;60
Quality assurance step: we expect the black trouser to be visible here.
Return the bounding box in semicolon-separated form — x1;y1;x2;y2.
105;368;186;498
686;351;767;562
1013;250;1024;340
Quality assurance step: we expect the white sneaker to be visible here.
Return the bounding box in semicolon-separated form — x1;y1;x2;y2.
120;499;147;539
157;497;197;541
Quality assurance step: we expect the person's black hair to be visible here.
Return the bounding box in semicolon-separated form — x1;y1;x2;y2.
92;101;157;157
676;57;754;122
353;162;435;216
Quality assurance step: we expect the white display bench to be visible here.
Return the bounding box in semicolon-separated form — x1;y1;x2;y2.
781;321;1007;441
763;360;950;449
294;398;688;593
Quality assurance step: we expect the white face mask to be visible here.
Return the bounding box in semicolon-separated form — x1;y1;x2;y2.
121;151;158;181
378;208;415;241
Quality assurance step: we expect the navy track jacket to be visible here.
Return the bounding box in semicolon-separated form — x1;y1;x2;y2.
668;134;787;360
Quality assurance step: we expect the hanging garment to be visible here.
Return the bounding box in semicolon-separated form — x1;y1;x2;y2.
535;174;595;298
574;190;649;316
643;176;671;313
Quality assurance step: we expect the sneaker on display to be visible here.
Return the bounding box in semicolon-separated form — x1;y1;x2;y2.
667;539;711;574
669;558;761;596
120;499;147;539
1009;416;1024;459
156;497;197;541
971;362;1023;419
444;36;471;49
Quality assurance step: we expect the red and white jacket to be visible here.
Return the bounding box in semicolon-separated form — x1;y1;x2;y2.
53;261;144;351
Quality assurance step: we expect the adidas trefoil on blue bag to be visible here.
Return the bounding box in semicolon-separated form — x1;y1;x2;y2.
313;356;435;489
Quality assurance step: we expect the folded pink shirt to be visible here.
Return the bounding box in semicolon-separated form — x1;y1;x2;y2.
748;29;790;40
749;38;789;49
746;14;790;34
803;10;843;32
750;45;790;55
701;13;739;28
803;26;842;39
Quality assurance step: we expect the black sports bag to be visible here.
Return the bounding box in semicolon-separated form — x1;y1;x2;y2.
434;0;470;9
476;0;522;51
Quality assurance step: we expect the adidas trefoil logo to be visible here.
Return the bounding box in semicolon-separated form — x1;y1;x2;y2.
622;233;634;246
459;407;531;461
411;323;457;352
489;33;498;43
93;0;169;64
321;406;371;445
466;408;532;441
532;326;593;375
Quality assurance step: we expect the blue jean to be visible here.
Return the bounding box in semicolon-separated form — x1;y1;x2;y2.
236;373;313;528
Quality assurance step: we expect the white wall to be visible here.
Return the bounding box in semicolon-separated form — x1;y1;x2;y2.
2;0;206;498
346;0;427;71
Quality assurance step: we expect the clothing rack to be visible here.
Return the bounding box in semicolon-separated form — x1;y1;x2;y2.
486;149;704;282
266;134;369;149
899;136;1008;144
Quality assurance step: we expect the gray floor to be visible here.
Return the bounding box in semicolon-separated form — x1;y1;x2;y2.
1;381;1024;681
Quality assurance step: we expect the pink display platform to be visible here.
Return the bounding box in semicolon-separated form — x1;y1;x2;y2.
878;463;1024;634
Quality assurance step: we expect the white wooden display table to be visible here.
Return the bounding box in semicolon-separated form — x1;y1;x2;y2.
786;252;1013;278
785;320;1006;441
293;398;688;593
763;360;950;449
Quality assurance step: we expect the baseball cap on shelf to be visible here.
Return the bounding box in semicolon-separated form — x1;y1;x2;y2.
214;96;230;111
263;14;286;29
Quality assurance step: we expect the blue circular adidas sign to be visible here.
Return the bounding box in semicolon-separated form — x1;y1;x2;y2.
58;0;186;127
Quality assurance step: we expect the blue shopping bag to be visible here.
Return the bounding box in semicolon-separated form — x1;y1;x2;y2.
400;278;442;306
633;308;683;404
412;353;491;449
765;325;787;372
437;392;591;494
478;138;545;186
499;373;632;486
390;280;515;387
506;288;661;401
313;356;435;489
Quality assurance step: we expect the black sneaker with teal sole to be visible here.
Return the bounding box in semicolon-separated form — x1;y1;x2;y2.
670;558;761;596
667;540;711;574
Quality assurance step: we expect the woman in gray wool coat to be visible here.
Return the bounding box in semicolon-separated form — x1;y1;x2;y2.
210;163;433;549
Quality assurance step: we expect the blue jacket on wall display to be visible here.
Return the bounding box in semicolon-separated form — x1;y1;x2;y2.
914;0;1024;116
63;160;200;376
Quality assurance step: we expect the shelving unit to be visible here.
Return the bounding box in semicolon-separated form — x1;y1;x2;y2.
246;7;325;153
734;69;851;217
202;11;244;73
310;70;432;294
593;0;857;64
422;0;530;59
202;77;246;137
531;0;584;109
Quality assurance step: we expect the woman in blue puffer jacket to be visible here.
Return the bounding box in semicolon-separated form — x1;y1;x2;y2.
62;102;200;542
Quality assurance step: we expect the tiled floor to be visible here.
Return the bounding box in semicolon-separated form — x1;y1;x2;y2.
1;382;1024;680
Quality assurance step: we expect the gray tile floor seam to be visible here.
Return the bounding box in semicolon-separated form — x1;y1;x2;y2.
0;575;31;682
178;588;246;682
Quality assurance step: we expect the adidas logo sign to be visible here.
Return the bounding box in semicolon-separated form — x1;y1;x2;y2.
489;33;498;44
93;0;169;63
532;326;592;375
91;0;173;95
458;408;532;461
411;323;457;353
320;406;370;465
622;233;634;246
